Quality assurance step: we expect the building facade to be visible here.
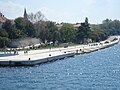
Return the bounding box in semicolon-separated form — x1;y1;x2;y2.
0;12;7;28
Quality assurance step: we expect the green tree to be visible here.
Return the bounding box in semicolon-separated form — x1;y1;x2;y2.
2;20;12;31
0;28;8;37
35;21;58;45
2;20;22;39
60;23;75;43
15;17;35;37
25;21;35;37
46;21;58;45
0;28;9;48
100;19;120;36
15;17;26;31
76;17;91;43
2;20;14;39
0;37;9;48
90;25;107;42
34;21;48;43
12;27;23;39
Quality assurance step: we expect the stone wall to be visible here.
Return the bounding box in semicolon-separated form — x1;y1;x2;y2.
9;38;41;48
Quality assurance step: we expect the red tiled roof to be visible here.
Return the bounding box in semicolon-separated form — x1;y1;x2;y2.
0;16;7;23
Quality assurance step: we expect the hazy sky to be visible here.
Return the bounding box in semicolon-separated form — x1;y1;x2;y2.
0;0;120;24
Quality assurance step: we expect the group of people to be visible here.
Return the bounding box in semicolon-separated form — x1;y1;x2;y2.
24;50;28;54
13;50;18;55
3;49;18;55
4;49;29;55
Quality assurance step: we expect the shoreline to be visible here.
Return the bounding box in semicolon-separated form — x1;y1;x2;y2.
0;36;119;67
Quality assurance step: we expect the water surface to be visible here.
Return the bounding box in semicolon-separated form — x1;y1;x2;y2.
0;43;120;90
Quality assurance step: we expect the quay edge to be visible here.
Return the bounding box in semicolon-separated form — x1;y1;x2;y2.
0;36;119;67
0;52;75;67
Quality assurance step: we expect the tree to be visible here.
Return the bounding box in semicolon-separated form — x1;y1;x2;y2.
90;24;107;42
2;20;14;39
0;28;8;37
27;11;47;23
15;17;35;37
12;27;23;39
15;17;26;31
0;28;9;48
101;19;120;36
25;21;35;37
85;17;88;25
34;21;58;45
84;17;91;38
60;23;75;43
0;37;9;48
76;17;91;43
34;21;48;43
2;20;13;31
46;21;58;45
2;19;25;39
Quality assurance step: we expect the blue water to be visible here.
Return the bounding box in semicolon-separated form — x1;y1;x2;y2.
0;43;120;90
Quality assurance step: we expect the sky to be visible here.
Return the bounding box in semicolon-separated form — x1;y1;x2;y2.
0;0;120;24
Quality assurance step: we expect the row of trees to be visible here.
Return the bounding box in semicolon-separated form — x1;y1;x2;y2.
0;17;36;48
34;17;91;44
0;17;91;48
90;19;120;42
0;11;120;48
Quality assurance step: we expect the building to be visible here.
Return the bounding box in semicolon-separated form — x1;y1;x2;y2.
73;23;81;30
24;8;28;20
56;23;81;30
0;12;7;28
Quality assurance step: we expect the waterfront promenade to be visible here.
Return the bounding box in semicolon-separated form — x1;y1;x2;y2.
0;36;119;66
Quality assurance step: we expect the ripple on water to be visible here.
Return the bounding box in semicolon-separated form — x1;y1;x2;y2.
0;43;120;89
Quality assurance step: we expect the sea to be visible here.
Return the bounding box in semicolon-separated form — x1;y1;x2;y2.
0;43;120;90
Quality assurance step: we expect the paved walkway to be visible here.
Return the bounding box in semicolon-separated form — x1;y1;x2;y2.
0;36;119;62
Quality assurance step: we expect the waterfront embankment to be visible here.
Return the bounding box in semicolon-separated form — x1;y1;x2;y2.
0;36;119;66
